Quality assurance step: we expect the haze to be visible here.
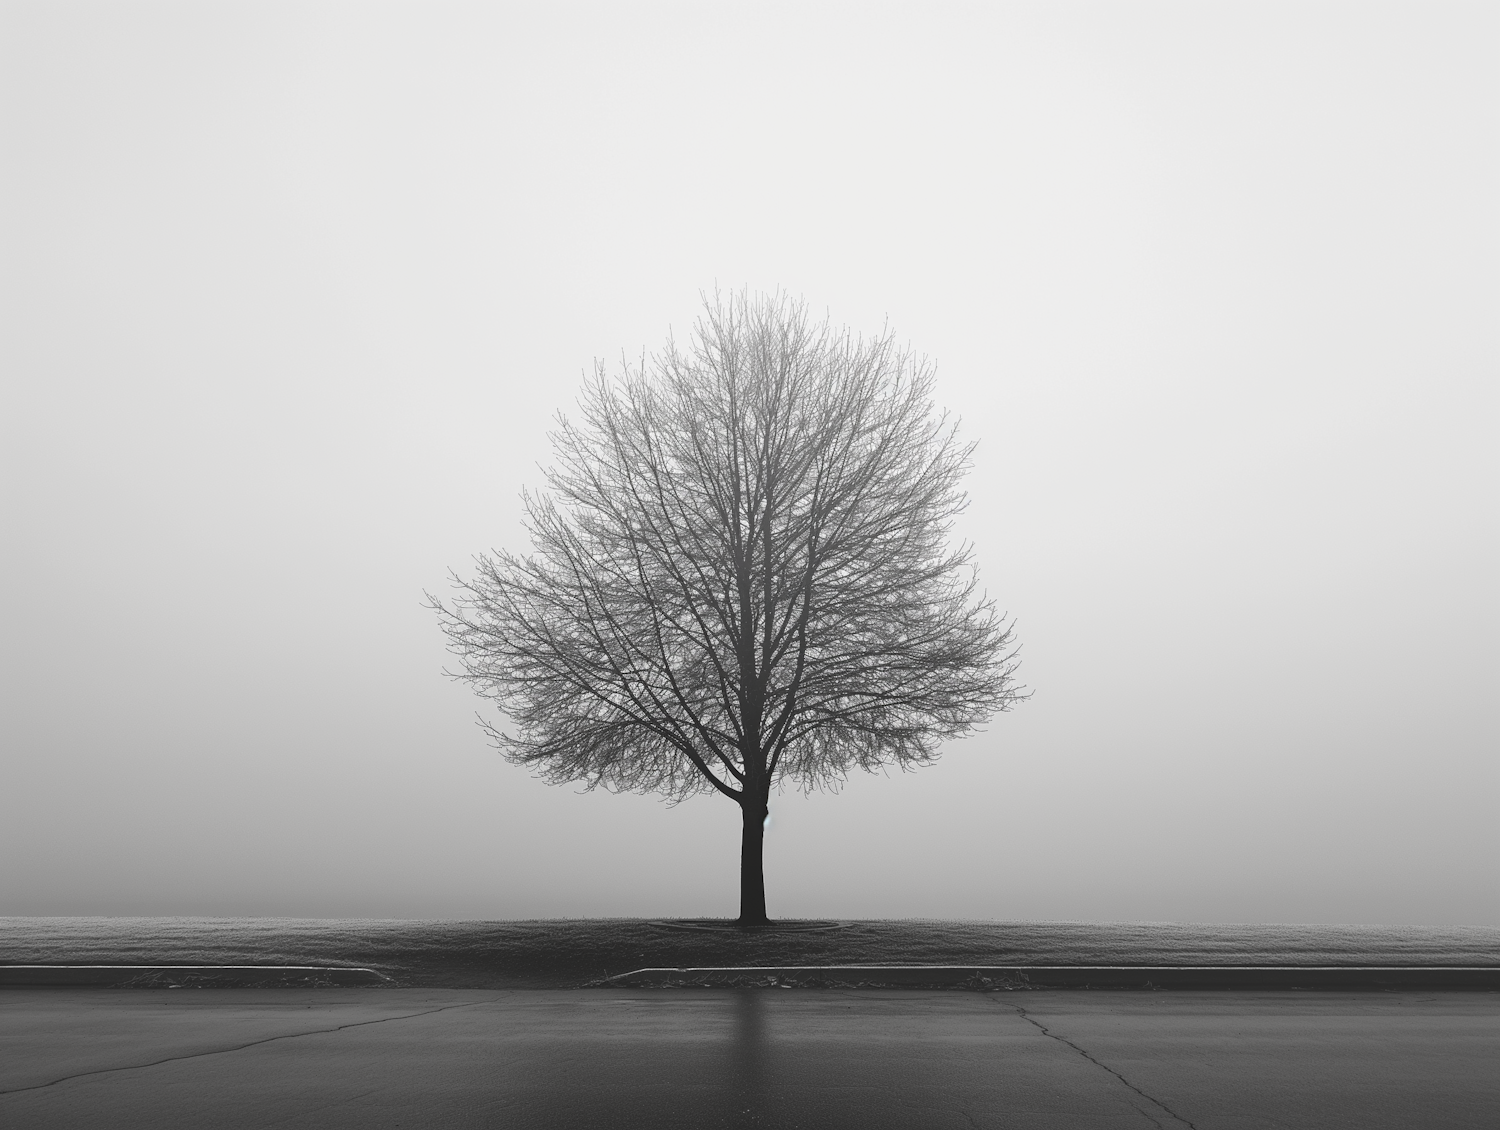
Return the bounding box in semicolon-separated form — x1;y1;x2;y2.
2;2;1495;923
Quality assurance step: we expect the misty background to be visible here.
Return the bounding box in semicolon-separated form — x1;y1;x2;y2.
3;2;1495;923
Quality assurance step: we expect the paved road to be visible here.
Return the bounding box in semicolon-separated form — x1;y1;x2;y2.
1;989;1495;1128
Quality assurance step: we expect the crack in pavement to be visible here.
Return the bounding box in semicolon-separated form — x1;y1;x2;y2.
0;1002;483;1098
996;1000;1199;1130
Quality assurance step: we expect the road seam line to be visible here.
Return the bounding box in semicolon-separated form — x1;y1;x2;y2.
999;1001;1199;1129
0;1002;483;1097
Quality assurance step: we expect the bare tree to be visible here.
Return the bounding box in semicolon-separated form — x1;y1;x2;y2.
430;292;1026;926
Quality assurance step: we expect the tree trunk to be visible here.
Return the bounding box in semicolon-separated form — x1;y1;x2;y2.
737;799;769;927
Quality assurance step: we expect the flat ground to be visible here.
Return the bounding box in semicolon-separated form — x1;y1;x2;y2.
6;919;1498;987
2;988;1496;1128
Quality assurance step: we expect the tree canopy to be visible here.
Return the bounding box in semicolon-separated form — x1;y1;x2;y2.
431;292;1025;923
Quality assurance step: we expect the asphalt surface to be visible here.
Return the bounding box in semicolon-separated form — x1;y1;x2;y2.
2;988;1496;1128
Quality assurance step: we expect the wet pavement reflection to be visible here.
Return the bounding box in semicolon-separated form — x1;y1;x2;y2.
2;989;1496;1129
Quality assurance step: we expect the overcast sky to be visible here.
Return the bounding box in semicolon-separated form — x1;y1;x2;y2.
3;1;1495;924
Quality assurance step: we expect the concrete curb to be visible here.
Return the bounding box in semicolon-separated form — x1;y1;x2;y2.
0;965;392;987
605;965;1500;990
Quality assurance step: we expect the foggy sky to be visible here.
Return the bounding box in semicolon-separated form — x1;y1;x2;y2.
3;1;1495;923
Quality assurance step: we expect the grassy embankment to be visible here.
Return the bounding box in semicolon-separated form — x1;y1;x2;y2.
5;919;1498;988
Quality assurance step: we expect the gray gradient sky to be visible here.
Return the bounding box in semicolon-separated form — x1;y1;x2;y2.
3;2;1496;923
